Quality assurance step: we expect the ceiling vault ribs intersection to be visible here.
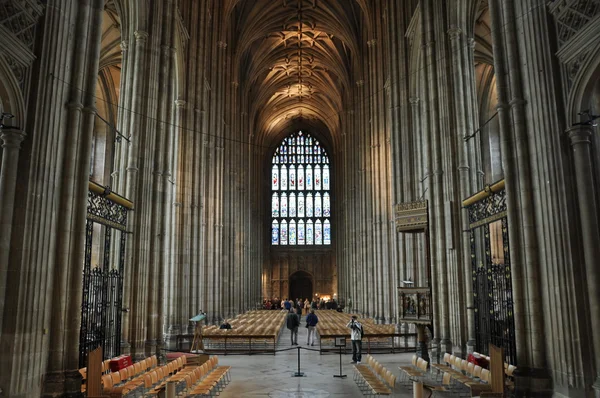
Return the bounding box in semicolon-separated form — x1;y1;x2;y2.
231;0;364;147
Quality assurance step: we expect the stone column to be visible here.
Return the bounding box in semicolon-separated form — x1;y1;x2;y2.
447;26;475;354
0;129;26;336
567;127;600;391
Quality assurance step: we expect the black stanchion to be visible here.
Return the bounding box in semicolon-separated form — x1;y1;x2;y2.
333;345;347;378
292;346;305;377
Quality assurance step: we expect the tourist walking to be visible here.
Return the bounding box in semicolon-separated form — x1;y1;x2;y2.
346;315;363;363
286;307;300;345
306;309;319;346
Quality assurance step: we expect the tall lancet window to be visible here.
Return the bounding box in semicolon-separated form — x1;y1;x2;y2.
271;131;331;246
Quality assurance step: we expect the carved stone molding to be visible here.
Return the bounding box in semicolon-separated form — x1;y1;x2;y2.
550;0;600;91
0;0;44;88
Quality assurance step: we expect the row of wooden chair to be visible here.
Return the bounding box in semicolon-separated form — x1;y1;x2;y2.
472;352;517;376
180;356;231;397
431;353;493;396
398;354;429;383
80;355;158;394
315;311;396;338
100;355;172;397
353;355;396;397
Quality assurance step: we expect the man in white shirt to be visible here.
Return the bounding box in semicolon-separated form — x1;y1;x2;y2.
346;315;363;364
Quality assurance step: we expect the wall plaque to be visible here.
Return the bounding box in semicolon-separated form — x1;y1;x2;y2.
394;200;428;232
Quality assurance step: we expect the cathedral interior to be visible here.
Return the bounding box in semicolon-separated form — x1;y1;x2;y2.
0;0;599;397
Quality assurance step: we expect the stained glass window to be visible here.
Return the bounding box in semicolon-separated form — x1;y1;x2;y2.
298;166;305;190
298;220;305;245
272;193;279;217
272;166;279;190
272;221;279;245
298;193;305;218
281;220;288;245
315;220;323;245
323;165;330;190
271;131;331;245
306;220;314;244
281;165;288;191
289;193;296;217
281;193;288;218
315;165;321;190
315;193;322;217
289;220;297;245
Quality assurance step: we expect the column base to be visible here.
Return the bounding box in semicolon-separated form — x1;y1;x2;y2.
430;338;441;364
593;376;600;398
42;369;83;398
466;339;476;355
120;340;131;355
513;367;554;397
417;341;430;365
145;339;158;358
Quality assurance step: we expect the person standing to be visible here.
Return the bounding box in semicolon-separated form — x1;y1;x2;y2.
306;309;319;346
303;298;310;315
287;306;300;345
284;298;292;312
346;315;363;364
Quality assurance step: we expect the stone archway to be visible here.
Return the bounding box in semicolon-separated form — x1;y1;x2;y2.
289;271;313;303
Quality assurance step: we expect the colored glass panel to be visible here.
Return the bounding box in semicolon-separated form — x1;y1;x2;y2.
272;193;279;217
289;193;296;217
314;165;321;190
315;220;323;245
324;220;331;245
289;221;297;245
289;165;296;190
280;220;288;245
272;222;279;245
281;193;288;217
315;193;322;217
298;220;305;245
323;165;330;190
281;165;288;190
298;193;305;218
298;166;305;190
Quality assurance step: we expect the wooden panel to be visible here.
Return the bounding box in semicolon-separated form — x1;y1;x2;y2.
489;343;505;393
86;347;102;397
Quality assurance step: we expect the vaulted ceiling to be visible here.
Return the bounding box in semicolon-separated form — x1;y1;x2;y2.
228;0;368;146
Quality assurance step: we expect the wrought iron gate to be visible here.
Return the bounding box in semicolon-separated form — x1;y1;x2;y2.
465;181;517;365
79;182;131;368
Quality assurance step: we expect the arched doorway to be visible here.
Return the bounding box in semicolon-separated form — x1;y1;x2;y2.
289;271;313;302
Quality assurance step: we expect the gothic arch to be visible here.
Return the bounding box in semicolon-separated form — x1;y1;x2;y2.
568;43;600;125
0;57;25;128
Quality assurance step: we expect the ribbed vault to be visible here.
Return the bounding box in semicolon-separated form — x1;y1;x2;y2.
230;0;365;147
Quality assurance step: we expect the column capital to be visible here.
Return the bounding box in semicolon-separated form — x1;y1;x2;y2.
0;129;26;149
134;30;149;42
567;126;593;146
447;27;462;40
121;40;129;52
409;97;420;106
175;99;186;108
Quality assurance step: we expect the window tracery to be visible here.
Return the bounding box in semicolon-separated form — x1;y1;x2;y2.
271;131;331;245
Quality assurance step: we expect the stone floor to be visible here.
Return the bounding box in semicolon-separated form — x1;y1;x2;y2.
215;316;417;397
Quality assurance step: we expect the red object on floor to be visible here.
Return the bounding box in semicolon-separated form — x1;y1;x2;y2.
468;353;490;369
109;355;132;372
